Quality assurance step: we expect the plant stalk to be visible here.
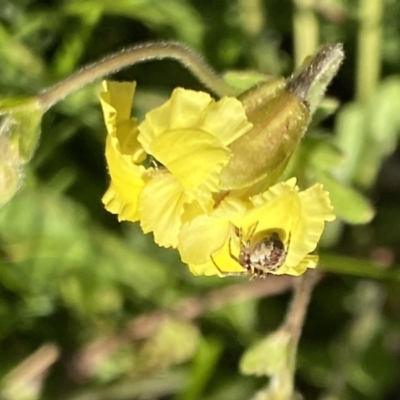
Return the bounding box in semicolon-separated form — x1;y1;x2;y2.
38;41;237;111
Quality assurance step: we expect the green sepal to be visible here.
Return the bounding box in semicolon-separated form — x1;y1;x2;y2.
219;80;309;190
219;44;343;191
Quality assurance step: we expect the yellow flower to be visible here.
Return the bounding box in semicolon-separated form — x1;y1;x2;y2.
178;179;335;277
101;81;253;247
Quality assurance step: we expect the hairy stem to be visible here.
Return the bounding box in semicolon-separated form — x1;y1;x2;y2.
38;41;237;111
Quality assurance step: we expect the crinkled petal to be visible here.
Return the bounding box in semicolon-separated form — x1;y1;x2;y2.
187;231;245;277
182;178;334;278
138;88;213;152
138;87;252;160
152;128;230;189
276;255;319;276
179;216;230;265
101;81;144;162
101;81;135;125
284;184;335;267
139;171;192;248
101;81;148;221
239;181;300;241
179;197;248;265
198;96;253;146
188;260;220;276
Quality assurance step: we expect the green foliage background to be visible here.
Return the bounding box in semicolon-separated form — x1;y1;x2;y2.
1;0;400;399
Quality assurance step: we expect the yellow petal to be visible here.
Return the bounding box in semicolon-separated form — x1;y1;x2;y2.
138;88;214;152
101;81;135;124
179;216;229;264
179;197;248;265
151;128;230;198
276;255;318;276
138;87;252;161
284;184;335;267
188;237;245;277
198;96;253;146
100;80;145;162
188;260;221;276
239;181;300;241
100;81;148;221
138;171;192;248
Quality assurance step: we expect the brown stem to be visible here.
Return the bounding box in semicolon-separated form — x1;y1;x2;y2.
70;275;295;381
282;268;318;343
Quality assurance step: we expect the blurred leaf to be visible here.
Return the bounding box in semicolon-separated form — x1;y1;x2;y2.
0;188;172;316
0;97;43;207
223;71;271;92
0;24;46;90
333;102;366;183
310;97;340;127
65;0;205;47
240;330;293;377
179;338;222;400
355;77;400;187
320;253;400;280
136;317;200;372
52;8;102;78
301;135;344;171
316;171;375;224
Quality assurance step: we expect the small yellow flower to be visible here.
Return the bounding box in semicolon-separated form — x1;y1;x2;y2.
101;81;253;247
178;179;335;277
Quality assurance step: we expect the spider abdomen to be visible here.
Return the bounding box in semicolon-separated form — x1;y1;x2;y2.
241;232;287;273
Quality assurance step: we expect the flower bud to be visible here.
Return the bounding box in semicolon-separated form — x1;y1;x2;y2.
219;44;344;191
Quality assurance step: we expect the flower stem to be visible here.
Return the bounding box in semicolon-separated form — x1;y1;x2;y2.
293;0;319;67
282;269;317;344
38;41;237;111
355;0;383;103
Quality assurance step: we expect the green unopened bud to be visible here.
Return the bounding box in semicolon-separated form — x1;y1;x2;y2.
0;97;43;207
219;44;344;191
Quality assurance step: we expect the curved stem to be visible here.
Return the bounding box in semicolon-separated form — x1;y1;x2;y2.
38;41;238;111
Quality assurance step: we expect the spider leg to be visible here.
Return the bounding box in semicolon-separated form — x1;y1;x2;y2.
228;237;240;263
210;253;248;277
248;221;259;239
285;232;292;251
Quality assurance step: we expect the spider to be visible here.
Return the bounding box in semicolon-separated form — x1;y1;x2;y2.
211;223;289;279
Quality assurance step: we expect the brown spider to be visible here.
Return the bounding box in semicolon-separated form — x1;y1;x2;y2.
211;223;289;279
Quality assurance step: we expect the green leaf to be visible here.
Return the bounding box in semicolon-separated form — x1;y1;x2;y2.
354;77;400;187
333;102;366;183
317;171;375;224
179;338;222;400
65;0;204;47
320;253;400;280
0;97;43;207
137;318;200;372
240;330;293;377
